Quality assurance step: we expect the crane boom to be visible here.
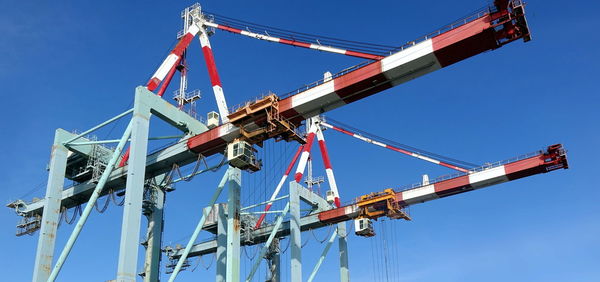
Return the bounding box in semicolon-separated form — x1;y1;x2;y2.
318;144;568;224
187;0;531;156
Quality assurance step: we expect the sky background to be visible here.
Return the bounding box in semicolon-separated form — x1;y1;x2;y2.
1;0;598;281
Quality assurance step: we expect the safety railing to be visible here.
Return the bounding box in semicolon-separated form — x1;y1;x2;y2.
394;149;543;193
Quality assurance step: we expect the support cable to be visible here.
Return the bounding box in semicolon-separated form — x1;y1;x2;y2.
204;19;385;60
204;11;397;54
322;118;477;171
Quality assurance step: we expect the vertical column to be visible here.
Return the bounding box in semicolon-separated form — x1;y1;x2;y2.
337;222;349;282
143;181;166;282
32;129;70;282
226;167;241;282
216;203;227;282
268;239;281;282
117;87;151;282
289;182;302;282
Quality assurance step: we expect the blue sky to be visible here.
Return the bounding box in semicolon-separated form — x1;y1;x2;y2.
1;0;598;281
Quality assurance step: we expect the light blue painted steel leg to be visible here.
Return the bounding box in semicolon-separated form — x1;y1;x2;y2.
168;168;232;281
268;240;280;282
32;129;70;282
338;222;349;282
246;203;290;282
143;178;166;282
307;227;338;282
289;182;302;282
226;167;241;282
48;121;133;282
216;203;227;282
117;90;152;282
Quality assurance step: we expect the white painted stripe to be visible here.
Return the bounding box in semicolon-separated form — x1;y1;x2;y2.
203;22;219;29
240;30;280;42
187;24;201;36
290;80;336;108
415;155;441;164
371;141;387;148
152;54;179;80
199;31;211;48
218;123;236;139
402;184;436;201
325;168;340;197
309;44;346;55
344;206;355;214
469;165;508;188
353;134;369;142
295;152;310;177
381;39;435;72
212;85;229;123
321;123;333;129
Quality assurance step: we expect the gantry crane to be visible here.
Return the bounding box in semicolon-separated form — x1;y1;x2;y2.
5;1;567;282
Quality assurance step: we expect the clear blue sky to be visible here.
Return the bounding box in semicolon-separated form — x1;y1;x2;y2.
1;0;598;281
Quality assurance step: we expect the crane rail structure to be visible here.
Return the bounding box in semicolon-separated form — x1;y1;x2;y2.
5;1;569;282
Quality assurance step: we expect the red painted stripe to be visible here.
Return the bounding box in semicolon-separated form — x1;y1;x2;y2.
118;149;130;167
394;192;406;206
335;127;354;136
156;59;181;97
433;175;471;197
186;127;228;155
318;206;354;223
318;140;332;169
173;33;196;56
438;162;469;173
385;145;413;156
146;78;161;92
201;46;222;87
279;38;312;49
333;60;393;104
504;155;545;181
277;97;303;125
303;132;316;152
345;50;384;60
217;24;242;34
431;15;498;67
294;172;303;183
254;203;272;229
285;145;304;175
294;132;316;182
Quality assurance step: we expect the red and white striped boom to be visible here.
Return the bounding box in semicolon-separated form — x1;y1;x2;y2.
320;121;470;173
315;126;342;207
202;21;385;61
318;144;568;224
